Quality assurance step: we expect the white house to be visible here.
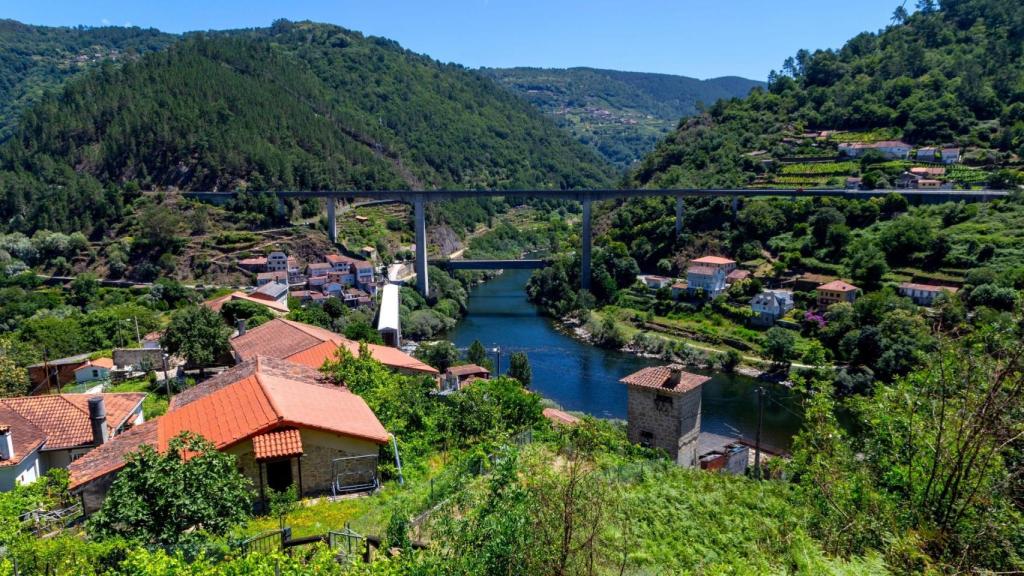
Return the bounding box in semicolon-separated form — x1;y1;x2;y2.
685;256;736;298
916;147;939;162
73;358;114;386
639;275;673;290
750;290;794;327
898;282;958;306
940;147;961;164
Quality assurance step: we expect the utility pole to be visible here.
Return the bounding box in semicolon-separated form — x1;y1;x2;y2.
162;354;172;398
491;346;501;376
754;386;765;480
133;316;141;348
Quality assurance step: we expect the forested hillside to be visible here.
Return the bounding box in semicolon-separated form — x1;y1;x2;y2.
0;20;175;140
631;0;1024;189
0;20;615;237
481;67;762;167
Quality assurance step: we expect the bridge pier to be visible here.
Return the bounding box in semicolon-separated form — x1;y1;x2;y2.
414;194;429;298
581;194;592;291
731;196;740;217
326;199;337;243
675;197;685;238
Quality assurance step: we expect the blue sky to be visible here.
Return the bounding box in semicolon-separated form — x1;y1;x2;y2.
8;1;905;80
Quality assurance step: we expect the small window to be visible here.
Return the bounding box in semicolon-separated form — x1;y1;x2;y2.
639;431;654;448
92;369;99;378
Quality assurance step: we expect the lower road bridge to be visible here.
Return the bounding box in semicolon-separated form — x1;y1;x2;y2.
429;259;550;271
182;187;1012;297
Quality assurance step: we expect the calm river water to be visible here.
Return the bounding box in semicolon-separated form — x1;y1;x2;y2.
446;269;803;450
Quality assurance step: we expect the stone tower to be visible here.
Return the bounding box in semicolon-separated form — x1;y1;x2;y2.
620;364;709;467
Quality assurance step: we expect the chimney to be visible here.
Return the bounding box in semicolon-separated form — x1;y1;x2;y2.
236;318;247;337
0;425;13;461
667;365;683;388
88;396;109;445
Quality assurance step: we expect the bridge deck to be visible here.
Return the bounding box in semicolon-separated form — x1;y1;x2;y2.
183;188;1011;203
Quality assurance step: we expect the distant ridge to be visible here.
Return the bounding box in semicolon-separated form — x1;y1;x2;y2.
480;66;763;167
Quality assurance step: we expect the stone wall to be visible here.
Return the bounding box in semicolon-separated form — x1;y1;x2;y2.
626;386;702;467
113;348;165;371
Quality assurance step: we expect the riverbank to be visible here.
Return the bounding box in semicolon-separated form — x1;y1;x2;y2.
445;268;804;449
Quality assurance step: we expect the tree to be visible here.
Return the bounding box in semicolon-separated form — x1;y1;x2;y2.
69;273;100;308
764;327;797;366
417;341;459;372
220;300;275;330
845;237;889;289
87;432;251;546
161;305;230;372
507;352;532;387
467;340;488;367
0;335;32;397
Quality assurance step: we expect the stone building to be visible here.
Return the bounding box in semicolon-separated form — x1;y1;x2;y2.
620;364;710;467
67;356;389;513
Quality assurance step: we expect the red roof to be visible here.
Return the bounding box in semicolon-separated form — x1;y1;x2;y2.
0;407;46;467
231;319;438;375
68;357;388;490
816;280;859;293
0;393;145;451
77;357;114;371
542;408;580;427
447;364;491;378
619;365;710;395
253;429;304;460
690;256;736;266
726;269;750;281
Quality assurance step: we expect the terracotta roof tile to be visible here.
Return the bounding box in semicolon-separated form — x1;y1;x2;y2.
231;319;438;375
619;364;710;395
0;393;145;450
690;256;736;266
447;364;490;377
253;428;303;460
67;419;158;489
0;406;46;467
70;356;389;490
817;280;859;292
542;408;580;427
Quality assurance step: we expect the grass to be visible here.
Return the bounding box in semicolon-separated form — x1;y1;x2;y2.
106;378;170;419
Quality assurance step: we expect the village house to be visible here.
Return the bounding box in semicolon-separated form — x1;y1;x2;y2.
73;358;114;388
26;353;93;392
256;271;289;287
916;147;938;161
750;290;794;327
289;290;327;305
0;393;145;491
816;280;859;308
343;288;372;308
670;281;687;300
620;365;710;467
230;318;438;377
542;408;580;428
898;171;922;189
910;166;945;177
898;282;958;306
725;269;750;285
66;357;389;513
203;288;290;316
639;275;673;290
306;262;331;279
838;140;911;160
685;256;736;298
914;179;943;189
444;364;491;389
845;176;863;190
238;256;268;273
940;147;961;164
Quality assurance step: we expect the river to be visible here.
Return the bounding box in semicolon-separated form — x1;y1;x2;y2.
446;269;803;451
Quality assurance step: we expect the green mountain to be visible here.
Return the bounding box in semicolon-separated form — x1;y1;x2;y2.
0;19;176;141
631;0;1024;189
480;67;763;167
0;20;615;236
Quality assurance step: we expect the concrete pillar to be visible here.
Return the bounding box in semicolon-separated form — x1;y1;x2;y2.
731;196;740;217
675;196;685;238
414;194;429;298
581;194;592;291
326;198;337;243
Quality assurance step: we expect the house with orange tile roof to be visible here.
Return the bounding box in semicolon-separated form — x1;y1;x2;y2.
620;365;710;467
67;356;389;512
0;393;145;491
686;256;736;298
542;408;580;427
203;289;290;316
816;280;860;308
229;318;438;377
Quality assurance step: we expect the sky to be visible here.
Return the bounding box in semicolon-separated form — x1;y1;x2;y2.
6;0;904;81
